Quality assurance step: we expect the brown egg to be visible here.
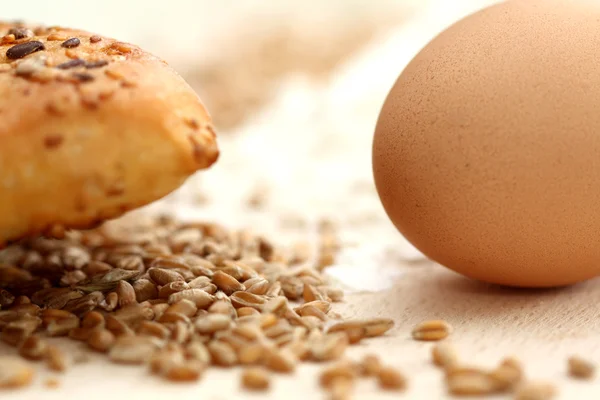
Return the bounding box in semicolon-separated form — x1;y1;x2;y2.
372;0;600;288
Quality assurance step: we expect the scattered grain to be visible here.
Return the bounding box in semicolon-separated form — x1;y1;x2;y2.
208;341;237;367
158;281;189;299
212;271;245;295
105;315;133;337
11;303;40;316
230;291;265;310
83;260;112;277
136;320;169;339
568;356;595;380
46;317;80;336
46;345;68;372
158;311;190;325
329;377;353;400
515;381;557;400
246;185;269;210
168;289;215;308
45;378;60;388
265;348;297;373
165;360;205;382
302;315;325;331
233;323;263;341
62;292;104;316
163;299;196;318
245;278;270;295
18;335;48;360
150;349;183;375
242;367;270;390
1;316;41;346
264;319;292;339
116;280;136;307
489;357;524;392
149;267;183;286
208;300;236;318
238;343;264;365
195;314;232;334
186;341;211;364
431;341;459;369
87;329;115;352
360;354;382;377
0;214;397;394
68;327;96;341
151;303;169;321
237;307;260;318
101;292;118;312
109;336;157;364
328;318;394;340
309;332;348;362
321;286;344;302
377;365;407;390
303;284;323;303
0;357;34;388
41;309;76;324
446;367;495;396
266;281;282;297
412;320;452;341
0;289;15;308
320;361;357;388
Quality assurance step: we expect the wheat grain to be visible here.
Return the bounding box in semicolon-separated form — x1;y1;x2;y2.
412;320;452;341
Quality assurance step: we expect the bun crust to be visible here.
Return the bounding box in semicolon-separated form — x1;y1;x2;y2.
0;23;219;245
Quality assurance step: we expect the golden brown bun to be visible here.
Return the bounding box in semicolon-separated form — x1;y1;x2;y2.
0;23;219;246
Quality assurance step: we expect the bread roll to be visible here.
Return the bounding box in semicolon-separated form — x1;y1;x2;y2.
0;23;219;246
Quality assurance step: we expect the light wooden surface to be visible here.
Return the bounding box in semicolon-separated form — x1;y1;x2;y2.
3;263;600;399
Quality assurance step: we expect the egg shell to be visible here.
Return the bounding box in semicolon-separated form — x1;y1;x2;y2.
372;0;600;288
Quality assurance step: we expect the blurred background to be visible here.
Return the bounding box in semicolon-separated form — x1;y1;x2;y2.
2;0;498;132
3;0;500;288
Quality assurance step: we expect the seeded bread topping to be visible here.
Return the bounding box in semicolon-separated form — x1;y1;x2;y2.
0;23;141;87
8;27;33;40
6;41;45;60
60;38;80;49
0;22;219;247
